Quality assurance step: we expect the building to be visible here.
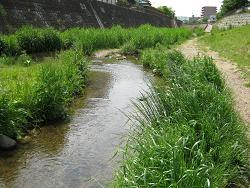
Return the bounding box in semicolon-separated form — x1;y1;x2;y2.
201;6;217;19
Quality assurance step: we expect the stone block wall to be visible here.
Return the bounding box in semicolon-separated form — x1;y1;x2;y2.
216;13;250;29
0;0;172;33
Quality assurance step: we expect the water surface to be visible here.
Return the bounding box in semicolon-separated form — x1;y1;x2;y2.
0;60;151;188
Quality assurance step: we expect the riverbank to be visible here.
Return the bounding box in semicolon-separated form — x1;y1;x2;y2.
0;58;153;187
114;48;249;187
199;25;250;86
1;24;248;187
0;25;192;141
179;38;250;135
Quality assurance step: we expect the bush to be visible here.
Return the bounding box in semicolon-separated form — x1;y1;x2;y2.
16;26;62;54
3;35;21;56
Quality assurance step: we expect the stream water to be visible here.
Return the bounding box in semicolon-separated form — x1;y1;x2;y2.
0;60;152;188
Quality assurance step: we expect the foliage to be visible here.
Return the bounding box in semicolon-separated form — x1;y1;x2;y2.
0;37;7;55
114;51;249;187
199;25;250;84
158;6;175;18
218;0;249;18
193;27;205;37
121;25;191;54
2;35;21;56
140;46;169;76
0;25;192;138
0;3;7;17
0;25;192;57
0;50;88;138
16;26;62;54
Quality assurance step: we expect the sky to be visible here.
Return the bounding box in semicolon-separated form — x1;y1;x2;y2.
150;0;223;17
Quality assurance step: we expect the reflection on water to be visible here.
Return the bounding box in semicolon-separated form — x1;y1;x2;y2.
0;60;152;188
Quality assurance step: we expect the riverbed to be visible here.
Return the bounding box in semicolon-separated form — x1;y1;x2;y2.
0;59;152;188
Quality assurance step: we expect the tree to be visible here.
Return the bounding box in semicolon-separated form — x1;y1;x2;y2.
158;6;175;18
219;0;248;17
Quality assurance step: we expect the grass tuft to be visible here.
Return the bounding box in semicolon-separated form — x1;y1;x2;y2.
0;50;88;138
114;51;249;187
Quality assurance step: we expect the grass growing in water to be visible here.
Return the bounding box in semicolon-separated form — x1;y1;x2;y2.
0;50;88;138
0;25;192;139
114;51;249;187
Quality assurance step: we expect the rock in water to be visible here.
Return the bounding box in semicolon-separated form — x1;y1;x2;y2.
0;134;17;150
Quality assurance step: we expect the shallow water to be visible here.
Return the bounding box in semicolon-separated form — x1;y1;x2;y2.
0;60;152;188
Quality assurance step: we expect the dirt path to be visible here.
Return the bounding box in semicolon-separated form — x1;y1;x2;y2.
179;38;250;135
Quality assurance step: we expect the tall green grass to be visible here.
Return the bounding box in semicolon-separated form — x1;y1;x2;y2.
0;25;192;138
0;25;192;56
0;50;88;138
114;51;249;187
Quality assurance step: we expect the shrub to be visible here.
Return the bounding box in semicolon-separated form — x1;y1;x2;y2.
3;35;21;56
16;26;62;54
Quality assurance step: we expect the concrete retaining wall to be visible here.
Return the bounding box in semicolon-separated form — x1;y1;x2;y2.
0;0;172;33
216;13;250;29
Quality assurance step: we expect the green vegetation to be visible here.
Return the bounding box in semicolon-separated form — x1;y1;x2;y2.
0;25;191;57
0;3;7;17
114;50;249;187
217;0;248;18
200;25;250;83
158;6;175;18
0;21;248;187
16;26;62;54
0;25;192;138
62;25;191;55
0;50;88;138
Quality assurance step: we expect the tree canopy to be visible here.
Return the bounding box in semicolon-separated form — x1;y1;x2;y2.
218;0;248;17
158;6;175;18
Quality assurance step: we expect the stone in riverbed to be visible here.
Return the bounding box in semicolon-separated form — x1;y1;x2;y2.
0;134;17;150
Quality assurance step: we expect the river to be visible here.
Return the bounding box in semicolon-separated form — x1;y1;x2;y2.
0;59;152;188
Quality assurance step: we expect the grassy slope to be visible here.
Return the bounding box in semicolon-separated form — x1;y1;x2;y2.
199;25;250;82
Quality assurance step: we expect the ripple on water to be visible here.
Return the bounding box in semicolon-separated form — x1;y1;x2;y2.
0;61;152;188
